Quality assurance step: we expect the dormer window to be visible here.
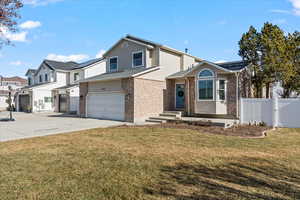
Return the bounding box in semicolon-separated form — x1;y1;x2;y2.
45;74;48;82
109;57;118;72
132;51;144;68
39;75;43;83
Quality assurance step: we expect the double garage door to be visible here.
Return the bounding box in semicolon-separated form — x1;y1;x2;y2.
86;92;125;121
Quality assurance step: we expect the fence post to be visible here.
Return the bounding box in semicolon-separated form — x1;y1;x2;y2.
272;97;278;128
240;98;243;124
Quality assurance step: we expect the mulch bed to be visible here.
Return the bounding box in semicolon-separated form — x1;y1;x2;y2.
119;122;271;138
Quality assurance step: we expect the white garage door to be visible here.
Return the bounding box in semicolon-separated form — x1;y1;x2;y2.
86;92;125;121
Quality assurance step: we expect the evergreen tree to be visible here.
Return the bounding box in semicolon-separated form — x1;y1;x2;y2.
261;22;286;98
239;26;264;98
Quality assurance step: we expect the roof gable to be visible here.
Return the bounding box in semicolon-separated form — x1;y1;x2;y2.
167;60;249;79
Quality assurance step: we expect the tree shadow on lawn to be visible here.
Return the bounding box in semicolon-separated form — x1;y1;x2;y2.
144;157;300;200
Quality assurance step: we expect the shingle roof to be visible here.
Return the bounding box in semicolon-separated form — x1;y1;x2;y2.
0;76;27;84
82;67;159;82
216;61;249;71
54;84;78;90
25;69;37;76
44;60;79;71
167;60;249;79
74;58;105;69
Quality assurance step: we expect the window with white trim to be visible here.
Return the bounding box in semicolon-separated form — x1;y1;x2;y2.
132;51;143;67
45;74;48;82
218;80;226;101
109;57;118;72
74;72;79;81
198;69;214;100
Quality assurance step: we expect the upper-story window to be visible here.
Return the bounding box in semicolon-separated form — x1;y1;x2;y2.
74;72;79;81
45;74;48;82
109;57;118;72
132;51;144;67
198;69;214;100
28;78;32;85
39;75;43;83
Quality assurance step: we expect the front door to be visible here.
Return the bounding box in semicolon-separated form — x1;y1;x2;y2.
59;94;68;113
176;84;185;109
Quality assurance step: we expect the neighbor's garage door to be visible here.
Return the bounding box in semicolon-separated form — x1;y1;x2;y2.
19;94;30;112
86;92;125;121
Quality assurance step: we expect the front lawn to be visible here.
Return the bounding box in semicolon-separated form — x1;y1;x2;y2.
0;126;299;200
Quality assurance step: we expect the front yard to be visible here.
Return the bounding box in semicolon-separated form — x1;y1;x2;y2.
0;125;299;200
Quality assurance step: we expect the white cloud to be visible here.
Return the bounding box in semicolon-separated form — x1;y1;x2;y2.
270;9;291;14
218;19;228;25
23;0;64;6
271;1;300;16
10;61;23;66
272;19;287;25
0;27;28;42
215;60;227;64
46;53;89;62
289;0;300;15
20;20;42;29
95;49;106;58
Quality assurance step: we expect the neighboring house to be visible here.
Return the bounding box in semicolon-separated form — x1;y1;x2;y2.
79;35;202;122
16;58;106;113
166;60;251;119
0;76;27;110
272;81;300;98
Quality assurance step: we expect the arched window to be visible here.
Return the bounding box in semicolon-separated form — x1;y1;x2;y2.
198;69;214;100
199;69;214;78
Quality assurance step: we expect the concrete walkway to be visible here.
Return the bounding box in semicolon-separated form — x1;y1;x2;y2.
0;112;130;142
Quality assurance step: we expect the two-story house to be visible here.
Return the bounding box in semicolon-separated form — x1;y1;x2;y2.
17;58;106;113
79;35;202;122
0;76;27;110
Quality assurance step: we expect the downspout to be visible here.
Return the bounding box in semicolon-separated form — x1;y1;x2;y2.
235;72;240;119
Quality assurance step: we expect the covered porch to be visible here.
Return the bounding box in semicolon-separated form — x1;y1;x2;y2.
165;61;245;120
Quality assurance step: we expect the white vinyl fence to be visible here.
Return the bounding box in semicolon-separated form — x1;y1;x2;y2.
240;98;300;128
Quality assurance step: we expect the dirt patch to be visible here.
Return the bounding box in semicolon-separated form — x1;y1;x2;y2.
119;123;270;138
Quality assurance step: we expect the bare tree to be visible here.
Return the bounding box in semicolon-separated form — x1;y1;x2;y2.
0;0;23;48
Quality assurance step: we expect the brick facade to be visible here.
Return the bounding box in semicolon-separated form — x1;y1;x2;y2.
166;79;175;111
133;78;166;122
122;78;134;122
226;74;237;117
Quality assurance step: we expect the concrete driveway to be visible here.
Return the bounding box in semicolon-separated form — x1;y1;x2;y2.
0;112;129;142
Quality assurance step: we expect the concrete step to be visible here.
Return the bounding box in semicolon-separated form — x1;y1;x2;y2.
164;111;183;115
145;119;167;123
159;113;179;118
149;116;176;121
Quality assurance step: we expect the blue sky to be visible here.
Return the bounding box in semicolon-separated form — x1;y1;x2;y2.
0;0;299;77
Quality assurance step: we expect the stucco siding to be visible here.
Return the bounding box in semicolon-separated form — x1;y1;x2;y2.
84;61;106;79
105;40;147;72
0;96;7;110
182;55;196;71
70;70;84;85
140;49;181;81
31;89;53;112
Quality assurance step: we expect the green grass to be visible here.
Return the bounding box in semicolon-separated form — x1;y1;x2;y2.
0;126;299;200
